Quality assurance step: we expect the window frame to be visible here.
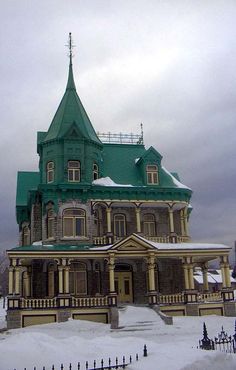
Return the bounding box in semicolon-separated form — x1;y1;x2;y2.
46;161;54;183
68;160;81;182
93;163;99;181
63;208;86;238
114;213;126;237
146;165;158;185
143;213;156;236
69;262;87;295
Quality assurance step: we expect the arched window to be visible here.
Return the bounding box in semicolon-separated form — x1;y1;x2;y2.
143;214;156;236
93;163;99;180
22;226;29;246
69;262;87;295
146;165;158;184
114;214;126;237
47;161;54;183
63;209;86;237
47;209;54;239
68;160;80;182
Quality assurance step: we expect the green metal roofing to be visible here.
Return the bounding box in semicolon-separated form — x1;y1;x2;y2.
16;172;40;206
42;62;102;145
102;143;146;185
10;244;96;251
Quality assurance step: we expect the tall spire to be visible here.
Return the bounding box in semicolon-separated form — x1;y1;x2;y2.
66;32;76;91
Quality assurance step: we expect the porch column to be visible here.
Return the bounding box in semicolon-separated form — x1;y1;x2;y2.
106;207;112;233
183;264;190;290
148;253;157;305
108;253;117;306
58;265;64;294
8;266;14;295
180;209;185;236
202;264;209;292
183;207;189;236
188;264;195;290
64;266;70;294
135;207;141;233
220;256;234;301
220;261;227;288
168;208;175;234
15;267;20;295
224;264;231;288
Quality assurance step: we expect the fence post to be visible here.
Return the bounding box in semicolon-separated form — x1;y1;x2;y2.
143;344;148;357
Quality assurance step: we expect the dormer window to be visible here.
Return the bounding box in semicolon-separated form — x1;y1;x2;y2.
47;161;54;183
146;165;158;184
68;160;80;182
93;163;99;180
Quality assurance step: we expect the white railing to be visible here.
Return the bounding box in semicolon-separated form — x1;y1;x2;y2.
71;296;109;308
93;236;107;245
21;298;57;309
145;236;170;243
197;292;223;303
158;293;185;304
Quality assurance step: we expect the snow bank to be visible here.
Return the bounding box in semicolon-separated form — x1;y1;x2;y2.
1;305;236;370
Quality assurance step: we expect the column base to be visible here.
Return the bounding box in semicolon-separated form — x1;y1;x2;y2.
108;292;117;307
106;233;113;244
57;294;71;308
7;295;21;309
184;290;198;303
148;291;158;305
221;288;234;302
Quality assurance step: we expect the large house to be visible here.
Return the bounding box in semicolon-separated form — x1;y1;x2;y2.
7;35;235;328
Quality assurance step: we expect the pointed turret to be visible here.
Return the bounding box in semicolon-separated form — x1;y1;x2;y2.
43;34;101;146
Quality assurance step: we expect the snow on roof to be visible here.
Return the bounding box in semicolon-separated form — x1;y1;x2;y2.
162;166;191;190
140;239;230;251
194;270;236;284
92;176;133;187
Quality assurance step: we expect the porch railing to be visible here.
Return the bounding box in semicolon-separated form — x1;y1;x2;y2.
158;293;185;304
21;298;57;309
93;235;190;245
158;291;224;305
197;292;223;303
71;296;109;308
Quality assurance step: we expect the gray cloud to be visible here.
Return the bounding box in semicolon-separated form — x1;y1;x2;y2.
0;1;236;255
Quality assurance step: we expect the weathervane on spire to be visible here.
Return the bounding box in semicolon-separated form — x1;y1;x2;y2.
66;32;75;65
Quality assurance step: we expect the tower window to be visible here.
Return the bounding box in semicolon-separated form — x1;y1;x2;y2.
146;165;158;184
143;214;156;236
93;163;99;180
68;161;80;182
47;161;54;183
114;214;126;237
63;209;86;237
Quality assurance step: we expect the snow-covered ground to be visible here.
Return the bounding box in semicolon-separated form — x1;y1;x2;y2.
0;299;236;370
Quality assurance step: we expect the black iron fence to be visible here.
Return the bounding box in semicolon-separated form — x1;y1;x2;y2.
199;321;236;354
13;345;148;370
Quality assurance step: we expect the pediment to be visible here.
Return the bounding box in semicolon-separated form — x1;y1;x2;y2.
110;234;156;251
63;122;82;139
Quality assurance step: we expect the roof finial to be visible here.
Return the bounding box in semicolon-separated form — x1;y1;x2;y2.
66;32;75;65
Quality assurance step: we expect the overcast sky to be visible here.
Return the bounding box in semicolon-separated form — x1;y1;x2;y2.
0;1;236;254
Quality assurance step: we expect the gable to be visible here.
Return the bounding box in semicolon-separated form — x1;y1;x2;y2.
109;234;156;251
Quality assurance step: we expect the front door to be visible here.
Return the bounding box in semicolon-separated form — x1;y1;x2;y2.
114;271;133;303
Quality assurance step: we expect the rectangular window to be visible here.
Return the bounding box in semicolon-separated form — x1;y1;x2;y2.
64;218;73;237
75;218;85;236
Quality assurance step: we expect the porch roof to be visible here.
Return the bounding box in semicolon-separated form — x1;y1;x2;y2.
10;244;96;251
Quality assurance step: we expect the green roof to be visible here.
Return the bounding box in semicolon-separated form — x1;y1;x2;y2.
42;62;102;145
102;143;146;185
16;172;40;206
10;244;96;251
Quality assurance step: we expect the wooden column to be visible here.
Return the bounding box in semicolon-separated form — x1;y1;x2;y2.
148;253;157;305
64;266;70;294
15;267;20;295
58;266;64;294
135;207;141;233
183;264;190;290
168;208;175;233
188;264;195;290
202;264;209;291
108;254;117;306
8;266;14;295
183;207;189;236
180;209;185;236
106;208;112;233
